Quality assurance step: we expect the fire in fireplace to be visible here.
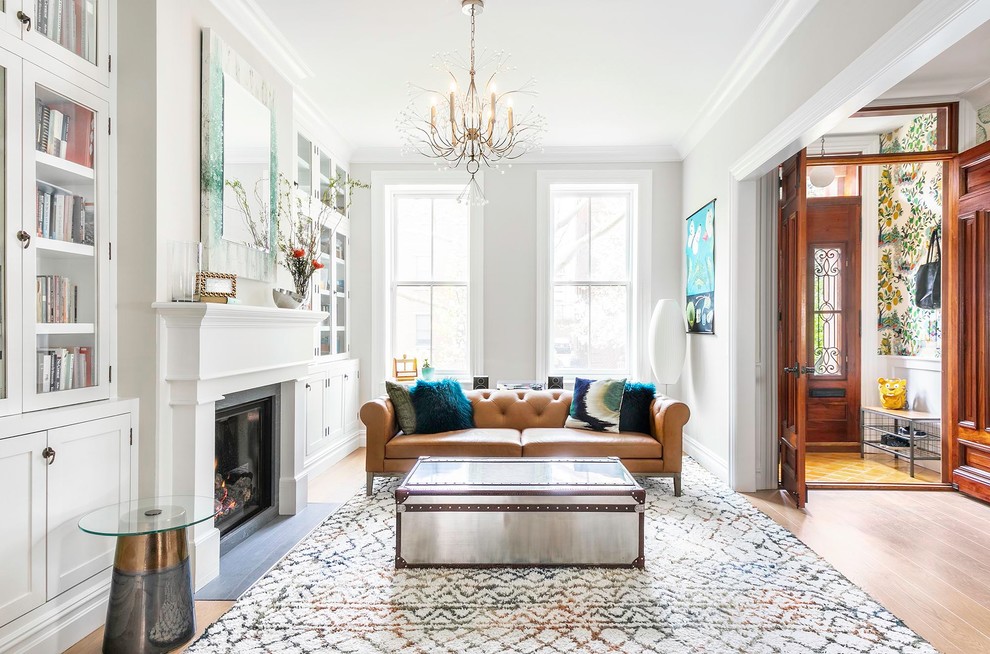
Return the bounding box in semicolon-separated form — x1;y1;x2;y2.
214;388;278;544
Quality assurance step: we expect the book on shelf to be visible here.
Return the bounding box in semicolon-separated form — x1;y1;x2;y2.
36;345;93;393
35;98;93;167
36;275;78;323
35;185;93;244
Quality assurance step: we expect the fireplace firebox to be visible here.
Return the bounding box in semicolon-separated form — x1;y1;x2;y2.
214;385;280;552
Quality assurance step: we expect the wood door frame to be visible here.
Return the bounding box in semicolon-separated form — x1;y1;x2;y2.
796;151;956;492
946;139;990;501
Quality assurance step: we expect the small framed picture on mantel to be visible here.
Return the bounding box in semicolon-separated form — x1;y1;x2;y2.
685;199;715;334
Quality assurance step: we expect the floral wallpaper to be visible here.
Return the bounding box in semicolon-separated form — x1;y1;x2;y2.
877;114;942;358
978;102;990;145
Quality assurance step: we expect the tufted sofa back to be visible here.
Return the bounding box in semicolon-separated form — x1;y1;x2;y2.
468;389;572;430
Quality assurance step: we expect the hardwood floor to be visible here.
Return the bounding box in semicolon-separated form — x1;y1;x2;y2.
64;449;990;653
745;489;990;654
806;451;942;483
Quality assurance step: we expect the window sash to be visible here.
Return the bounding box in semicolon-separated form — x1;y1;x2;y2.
390;192;471;376
548;189;634;377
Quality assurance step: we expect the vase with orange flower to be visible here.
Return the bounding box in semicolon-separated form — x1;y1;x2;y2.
228;173;367;309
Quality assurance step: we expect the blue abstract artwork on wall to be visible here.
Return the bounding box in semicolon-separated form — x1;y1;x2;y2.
685;200;715;334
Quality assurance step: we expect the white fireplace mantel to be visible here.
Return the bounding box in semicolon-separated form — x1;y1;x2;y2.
154;302;326;588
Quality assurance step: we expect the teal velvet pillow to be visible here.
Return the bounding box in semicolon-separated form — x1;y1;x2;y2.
565;377;626;433
619;382;656;434
409;378;474;434
385;381;417;434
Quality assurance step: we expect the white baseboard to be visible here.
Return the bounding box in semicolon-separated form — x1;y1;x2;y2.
683;432;731;484
303;430;363;481
0;572;111;654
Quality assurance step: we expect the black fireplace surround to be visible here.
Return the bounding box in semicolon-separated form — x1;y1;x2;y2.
214;384;280;554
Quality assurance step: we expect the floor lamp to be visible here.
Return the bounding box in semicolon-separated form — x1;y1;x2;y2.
648;299;687;395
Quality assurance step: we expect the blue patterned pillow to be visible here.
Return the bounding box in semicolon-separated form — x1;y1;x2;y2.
619;382;656;434
565;378;626;433
409;378;475;434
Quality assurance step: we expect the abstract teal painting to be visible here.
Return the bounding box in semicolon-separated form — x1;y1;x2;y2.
685;200;715;334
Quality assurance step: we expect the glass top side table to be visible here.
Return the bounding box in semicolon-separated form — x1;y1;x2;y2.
78;496;217;654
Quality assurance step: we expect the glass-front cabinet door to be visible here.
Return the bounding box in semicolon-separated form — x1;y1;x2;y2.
21;62;108;410
333;227;348;355
0;48;22;417
4;0;111;86
296;133;313;197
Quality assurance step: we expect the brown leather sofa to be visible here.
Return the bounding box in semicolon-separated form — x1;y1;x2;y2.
360;389;690;496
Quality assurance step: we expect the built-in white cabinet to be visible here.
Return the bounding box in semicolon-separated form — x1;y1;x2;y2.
0;407;133;639
0;0;111;86
302;358;360;466
0;430;46;628
0;35;112;417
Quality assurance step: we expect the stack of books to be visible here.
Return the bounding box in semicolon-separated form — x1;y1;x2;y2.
36;186;93;244
36;98;70;159
37;346;92;392
36;275;78;323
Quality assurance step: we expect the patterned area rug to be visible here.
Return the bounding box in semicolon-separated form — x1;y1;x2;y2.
187;459;936;653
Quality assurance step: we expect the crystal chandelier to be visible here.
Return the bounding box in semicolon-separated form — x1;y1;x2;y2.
397;0;546;205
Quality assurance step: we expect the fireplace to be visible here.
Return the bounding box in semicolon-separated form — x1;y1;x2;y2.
214;385;280;553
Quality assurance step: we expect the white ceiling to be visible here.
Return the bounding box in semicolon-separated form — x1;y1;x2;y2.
252;0;778;151
879;18;990;102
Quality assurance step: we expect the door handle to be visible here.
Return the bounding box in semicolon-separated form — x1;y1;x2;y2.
42;447;55;465
16;230;31;249
783;363;801;376
16;11;31;31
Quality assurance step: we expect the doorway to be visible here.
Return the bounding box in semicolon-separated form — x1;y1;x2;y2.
776;104;955;504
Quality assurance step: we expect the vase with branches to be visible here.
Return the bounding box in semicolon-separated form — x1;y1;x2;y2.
226;172;368;303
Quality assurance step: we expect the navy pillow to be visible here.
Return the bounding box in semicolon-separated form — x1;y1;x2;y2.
619;382;656;434
410;378;475;434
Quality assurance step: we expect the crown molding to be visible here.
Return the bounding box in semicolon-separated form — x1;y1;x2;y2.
675;0;819;159
729;0;990;181
350;145;681;166
208;0;314;82
294;89;354;164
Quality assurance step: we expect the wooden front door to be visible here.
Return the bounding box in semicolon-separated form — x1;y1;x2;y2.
806;198;862;447
948;140;990;502
778;151;809;507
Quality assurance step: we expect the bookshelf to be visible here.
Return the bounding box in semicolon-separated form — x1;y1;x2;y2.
18;62;109;411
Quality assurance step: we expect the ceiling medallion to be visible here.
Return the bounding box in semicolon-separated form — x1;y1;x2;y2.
397;0;546;205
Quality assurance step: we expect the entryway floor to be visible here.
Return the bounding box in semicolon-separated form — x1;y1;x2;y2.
806;451;941;483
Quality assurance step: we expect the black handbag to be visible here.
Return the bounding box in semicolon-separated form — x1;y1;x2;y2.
914;227;941;309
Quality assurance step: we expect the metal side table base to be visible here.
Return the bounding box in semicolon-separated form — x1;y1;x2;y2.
102;529;195;654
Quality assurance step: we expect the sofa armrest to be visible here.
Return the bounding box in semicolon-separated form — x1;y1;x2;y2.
360;396;399;473
650;395;690;473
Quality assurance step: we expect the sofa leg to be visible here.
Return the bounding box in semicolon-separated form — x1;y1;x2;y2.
366;472;375;496
673;473;682;497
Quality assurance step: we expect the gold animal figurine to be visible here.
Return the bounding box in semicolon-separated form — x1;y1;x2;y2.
877;377;907;410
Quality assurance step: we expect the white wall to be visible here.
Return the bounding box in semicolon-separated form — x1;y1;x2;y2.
676;0;923;487
118;0;299;494
348;161;682;406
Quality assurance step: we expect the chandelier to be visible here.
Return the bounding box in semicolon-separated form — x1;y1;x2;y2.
397;0;546;205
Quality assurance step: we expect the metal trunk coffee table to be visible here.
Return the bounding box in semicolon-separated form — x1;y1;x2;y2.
78;496;218;654
395;457;645;568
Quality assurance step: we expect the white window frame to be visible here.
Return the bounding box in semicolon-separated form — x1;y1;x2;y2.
371;171;484;395
536;170;652;383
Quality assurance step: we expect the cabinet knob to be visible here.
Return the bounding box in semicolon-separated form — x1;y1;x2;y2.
16;230;31;249
16;11;31;31
42;447;55;465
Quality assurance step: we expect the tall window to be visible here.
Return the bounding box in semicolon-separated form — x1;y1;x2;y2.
391;192;471;375
546;186;636;376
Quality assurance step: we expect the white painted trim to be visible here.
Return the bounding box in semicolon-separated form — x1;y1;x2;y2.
294;89;354;165
883;355;942;372
352;145;680;165
208;0;315;81
754;170;778;491
370;170;483;396
683;433;731;484
730;0;990;181
677;0;820;158
534;170;653;382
